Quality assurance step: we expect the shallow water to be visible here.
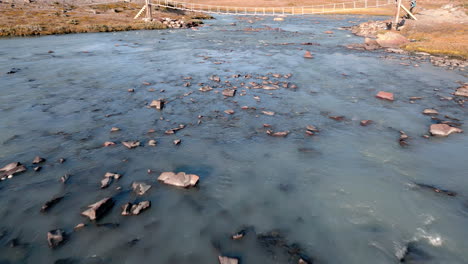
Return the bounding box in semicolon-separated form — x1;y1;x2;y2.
0;15;467;264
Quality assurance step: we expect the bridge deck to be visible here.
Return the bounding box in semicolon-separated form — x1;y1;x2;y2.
151;0;393;16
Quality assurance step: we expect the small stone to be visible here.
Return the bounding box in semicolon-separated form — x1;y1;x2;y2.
34;166;42;172
262;111;275;116
360;120;373;126
304;51;313;59
210;75;221;82
74;223;85;230
329;116;345;121
121;203;132;216
132;182;152;195
128;89;135;93
224;109;235;115
266;130;289;137
199;86;213;92
148;140;157;146
324;30;334;34
429;124;463;137
100;177;112;189
131;201;151;215
423;109;439;115
306;125;319;132
222;89;236;97
122;141;140;149
47;229;65;249
218;256;238;264
32;156;46;164
104;172;121;180
59;158;66;164
81;198;114;221
376;91;394;101
60;174;70;184
111;127;120;132
158;172;199;188
173;139;181;145
150;100;164;110
103;141;116;147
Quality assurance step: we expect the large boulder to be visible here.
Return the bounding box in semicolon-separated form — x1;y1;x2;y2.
81;197;114;221
429;124;463;137
158;172;199;188
376;31;409;48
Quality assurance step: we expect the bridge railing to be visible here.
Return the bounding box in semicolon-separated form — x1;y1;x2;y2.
152;0;394;15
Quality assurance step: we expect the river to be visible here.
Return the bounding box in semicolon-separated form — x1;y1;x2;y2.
0;15;467;264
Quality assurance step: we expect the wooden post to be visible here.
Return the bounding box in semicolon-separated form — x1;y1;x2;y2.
394;0;402;26
145;0;153;20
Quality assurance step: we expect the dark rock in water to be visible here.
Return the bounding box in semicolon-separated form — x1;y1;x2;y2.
32;156;46;164
231;226;255;240
47;229;65;248
34;166;42;172
59;158;66;164
414;183;457;197
96;223;120;229
127;238;140;247
41;196;64;213
399;242;432;263
81;197;115;221
54;258;80;264
257;230;314;263
9;238;20;248
6;68;20;74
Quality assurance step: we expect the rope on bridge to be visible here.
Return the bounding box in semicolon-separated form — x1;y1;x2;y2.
150;0;394;16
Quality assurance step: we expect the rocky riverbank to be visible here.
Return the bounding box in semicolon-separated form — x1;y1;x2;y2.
0;1;212;37
347;4;467;70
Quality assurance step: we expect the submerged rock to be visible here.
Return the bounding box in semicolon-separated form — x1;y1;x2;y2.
132;182;151;195
398;242;432;263
103;141;116;147
262;111;275;116
376;91;394;101
218;256;238;264
414;183;457;197
110;127;120;132
224;109;235;115
429;124;463;137
47;229;65;249
158;172;199;188
32;156;46;164
81;197;114;221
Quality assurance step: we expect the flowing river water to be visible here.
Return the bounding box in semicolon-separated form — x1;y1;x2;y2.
0;15;467;264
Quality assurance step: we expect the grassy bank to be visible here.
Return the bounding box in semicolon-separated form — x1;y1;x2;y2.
0;2;212;37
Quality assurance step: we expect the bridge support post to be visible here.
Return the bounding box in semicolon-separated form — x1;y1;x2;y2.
394;0;402;27
145;0;153;20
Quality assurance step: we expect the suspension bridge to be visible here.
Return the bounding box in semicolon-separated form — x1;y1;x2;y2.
135;0;394;18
